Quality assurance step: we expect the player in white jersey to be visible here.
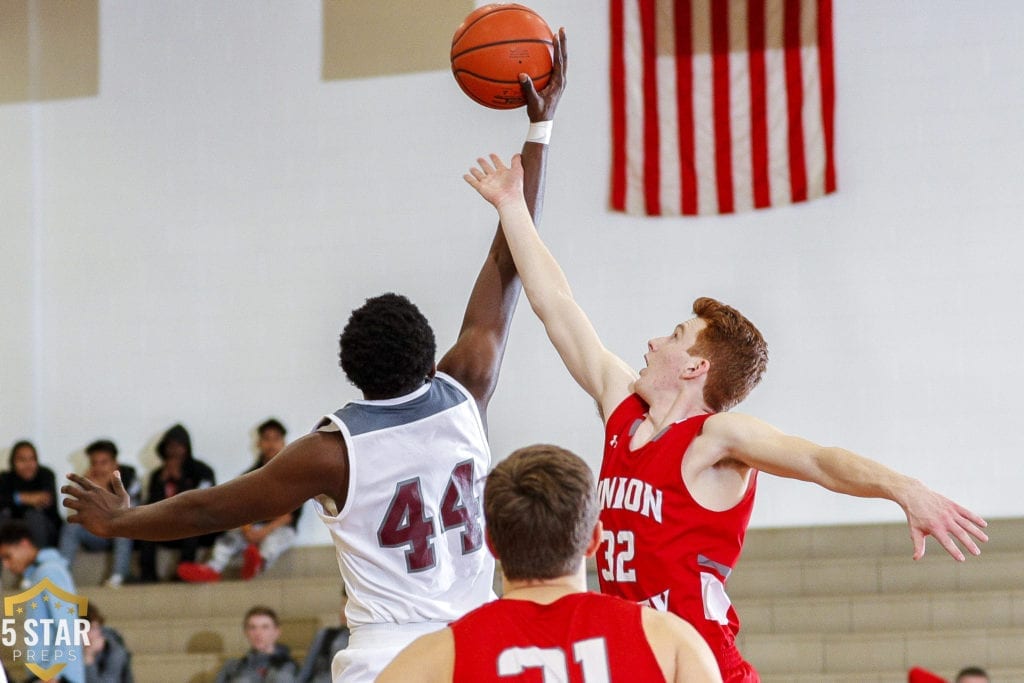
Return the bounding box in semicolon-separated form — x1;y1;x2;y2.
313;358;495;680
62;30;569;683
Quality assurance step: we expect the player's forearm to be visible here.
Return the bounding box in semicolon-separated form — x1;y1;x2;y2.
810;446;918;505
108;488;247;540
495;198;574;322
521;140;547;225
453;142;547;339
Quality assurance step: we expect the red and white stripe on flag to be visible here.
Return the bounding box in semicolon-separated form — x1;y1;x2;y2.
610;0;836;216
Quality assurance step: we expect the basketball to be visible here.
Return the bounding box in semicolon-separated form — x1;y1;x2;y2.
450;4;554;110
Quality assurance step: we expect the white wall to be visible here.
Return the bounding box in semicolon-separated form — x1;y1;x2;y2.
0;105;35;444
2;1;1022;545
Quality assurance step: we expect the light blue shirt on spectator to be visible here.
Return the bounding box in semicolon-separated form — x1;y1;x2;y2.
23;548;85;683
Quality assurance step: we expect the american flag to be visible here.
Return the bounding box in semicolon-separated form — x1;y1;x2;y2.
610;0;836;216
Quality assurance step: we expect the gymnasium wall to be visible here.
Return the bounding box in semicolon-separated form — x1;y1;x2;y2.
1;1;1021;546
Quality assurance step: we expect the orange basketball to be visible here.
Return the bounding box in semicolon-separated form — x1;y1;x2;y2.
450;4;554;110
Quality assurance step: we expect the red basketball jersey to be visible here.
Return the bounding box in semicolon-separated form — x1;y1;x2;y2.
451;592;665;682
597;395;759;682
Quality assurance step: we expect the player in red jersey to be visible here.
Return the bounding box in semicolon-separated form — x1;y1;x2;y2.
376;444;722;683
464;154;989;682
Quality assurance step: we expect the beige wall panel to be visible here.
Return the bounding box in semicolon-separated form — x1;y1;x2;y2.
0;0;98;104
322;0;473;80
0;1;32;102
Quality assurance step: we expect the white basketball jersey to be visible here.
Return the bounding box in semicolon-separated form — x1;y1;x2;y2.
314;372;495;631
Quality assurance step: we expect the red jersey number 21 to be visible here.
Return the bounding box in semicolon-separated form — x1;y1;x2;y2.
498;638;611;682
377;460;482;573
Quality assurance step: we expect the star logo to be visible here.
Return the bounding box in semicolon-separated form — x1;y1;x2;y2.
3;577;89;680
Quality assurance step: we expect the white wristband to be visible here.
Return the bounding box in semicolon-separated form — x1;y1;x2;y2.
526;120;553;145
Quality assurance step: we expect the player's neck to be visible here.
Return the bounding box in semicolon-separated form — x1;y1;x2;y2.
644;385;711;430
500;570;587;604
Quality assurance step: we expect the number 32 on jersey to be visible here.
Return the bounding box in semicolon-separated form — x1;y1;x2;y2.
599;529;636;582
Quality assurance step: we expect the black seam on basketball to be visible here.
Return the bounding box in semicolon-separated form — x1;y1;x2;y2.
453;69;552;85
451;6;543;49
450;38;554;63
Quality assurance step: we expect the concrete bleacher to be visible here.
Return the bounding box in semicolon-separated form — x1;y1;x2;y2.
3;519;1021;681
730;517;1024;682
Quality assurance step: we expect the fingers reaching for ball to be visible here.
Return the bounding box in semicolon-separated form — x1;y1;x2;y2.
464;153;525;208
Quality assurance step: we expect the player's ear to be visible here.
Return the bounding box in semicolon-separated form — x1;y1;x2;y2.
583;520;603;558
681;357;709;380
485;529;500;561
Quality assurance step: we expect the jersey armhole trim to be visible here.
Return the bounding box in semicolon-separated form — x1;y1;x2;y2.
316;414;357;520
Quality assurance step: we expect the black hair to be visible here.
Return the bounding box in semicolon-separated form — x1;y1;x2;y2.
86;439;119;459
257;418;287;437
339;293;436;398
0;520;34;546
156;424;193;461
8;440;37;470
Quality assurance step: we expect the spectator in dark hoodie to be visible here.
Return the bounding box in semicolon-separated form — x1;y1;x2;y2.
216;605;297;683
137;424;216;582
0;440;62;548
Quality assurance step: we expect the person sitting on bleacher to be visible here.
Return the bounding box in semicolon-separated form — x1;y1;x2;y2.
0;440;62;549
137;424;216;582
58;440;141;588
179;419;301;583
296;596;349;683
216;606;298;683
84;603;134;683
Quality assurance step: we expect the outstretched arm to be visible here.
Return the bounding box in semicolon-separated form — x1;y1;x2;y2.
62;432;348;540
438;29;568;416
464;154;635;418
703;412;989;561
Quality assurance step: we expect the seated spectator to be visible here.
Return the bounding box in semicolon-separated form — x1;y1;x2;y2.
137;424;216;582
956;667;990;683
0;440;62;548
179;419;301;582
84;603;134;683
296;596;349;683
0;521;85;683
58;440;141;588
216;606;298;683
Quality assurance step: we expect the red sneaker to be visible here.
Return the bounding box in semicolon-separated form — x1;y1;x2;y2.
241;544;265;581
177;562;222;583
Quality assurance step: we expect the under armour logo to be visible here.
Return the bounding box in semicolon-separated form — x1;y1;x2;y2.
609;435;619;448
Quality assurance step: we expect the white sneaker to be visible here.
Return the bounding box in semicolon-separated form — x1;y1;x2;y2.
104;574;124;589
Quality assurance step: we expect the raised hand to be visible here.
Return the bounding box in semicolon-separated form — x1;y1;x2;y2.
902;483;988;561
61;470;132;538
521;27;568;123
464;153;525;210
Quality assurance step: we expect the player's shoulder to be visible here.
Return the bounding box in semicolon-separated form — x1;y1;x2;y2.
702;411;775;442
640;607;723;682
640;604;697;641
